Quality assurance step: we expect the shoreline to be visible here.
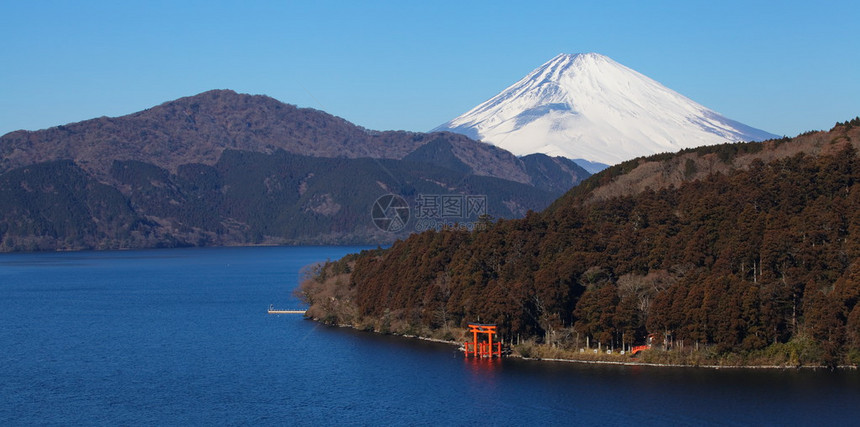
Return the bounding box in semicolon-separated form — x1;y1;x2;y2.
418;334;859;370
313;319;859;371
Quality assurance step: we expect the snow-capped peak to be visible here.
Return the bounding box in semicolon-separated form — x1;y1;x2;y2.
435;53;778;166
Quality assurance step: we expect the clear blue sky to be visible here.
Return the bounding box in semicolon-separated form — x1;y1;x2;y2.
2;1;858;138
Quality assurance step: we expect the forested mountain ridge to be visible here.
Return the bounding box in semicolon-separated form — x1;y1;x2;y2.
0;90;588;190
0;90;590;252
300;118;860;367
557;118;860;207
0;149;562;251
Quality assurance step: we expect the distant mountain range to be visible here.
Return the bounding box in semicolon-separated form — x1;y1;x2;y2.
436;53;780;167
0;90;588;187
0;90;589;251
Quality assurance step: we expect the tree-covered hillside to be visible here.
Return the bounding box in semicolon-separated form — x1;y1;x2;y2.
0;148;564;251
301;119;860;367
0;89;592;252
0;90;589;190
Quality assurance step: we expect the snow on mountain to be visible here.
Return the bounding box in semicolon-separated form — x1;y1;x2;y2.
435;53;779;166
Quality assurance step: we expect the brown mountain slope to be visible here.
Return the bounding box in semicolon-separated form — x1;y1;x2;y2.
564;123;860;206
0;90;592;251
0;90;587;187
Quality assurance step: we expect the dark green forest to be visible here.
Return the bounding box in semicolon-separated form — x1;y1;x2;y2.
0;149;563;251
302;121;860;367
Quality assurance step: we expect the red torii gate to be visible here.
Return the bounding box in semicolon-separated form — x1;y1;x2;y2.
463;323;502;358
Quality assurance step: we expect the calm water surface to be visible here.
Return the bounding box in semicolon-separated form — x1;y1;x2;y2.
1;246;858;426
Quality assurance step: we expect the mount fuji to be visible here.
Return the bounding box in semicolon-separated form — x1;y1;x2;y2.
435;53;779;167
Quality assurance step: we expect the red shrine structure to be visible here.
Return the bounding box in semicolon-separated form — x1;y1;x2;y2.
463;323;502;358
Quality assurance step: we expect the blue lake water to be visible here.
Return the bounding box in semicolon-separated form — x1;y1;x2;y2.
1;246;859;425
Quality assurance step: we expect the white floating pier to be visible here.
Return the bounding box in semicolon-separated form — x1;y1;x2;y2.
268;304;306;314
